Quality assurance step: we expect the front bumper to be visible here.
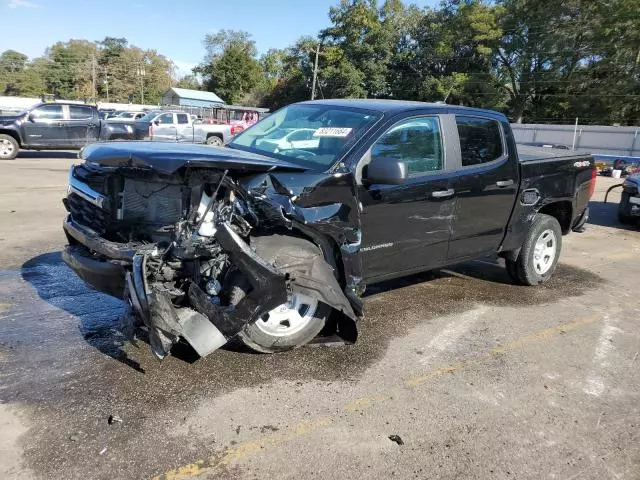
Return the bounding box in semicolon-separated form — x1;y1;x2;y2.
62;244;126;298
62;216;289;359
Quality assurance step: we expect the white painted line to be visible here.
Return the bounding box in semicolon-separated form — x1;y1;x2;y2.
419;305;488;367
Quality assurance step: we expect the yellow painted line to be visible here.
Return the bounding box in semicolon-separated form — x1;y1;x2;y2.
151;314;602;480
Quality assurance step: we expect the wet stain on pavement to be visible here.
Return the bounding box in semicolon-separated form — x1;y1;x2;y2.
0;252;603;480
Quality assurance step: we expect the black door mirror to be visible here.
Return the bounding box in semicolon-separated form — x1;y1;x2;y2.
365;156;408;185
28;112;37;122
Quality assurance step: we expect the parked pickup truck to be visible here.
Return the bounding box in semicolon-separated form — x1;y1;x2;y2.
0;102;142;159
123;110;234;146
61;99;595;360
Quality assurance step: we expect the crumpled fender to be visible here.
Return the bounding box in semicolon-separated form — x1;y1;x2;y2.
250;234;358;343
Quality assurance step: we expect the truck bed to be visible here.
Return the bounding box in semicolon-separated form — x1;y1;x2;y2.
516;145;591;163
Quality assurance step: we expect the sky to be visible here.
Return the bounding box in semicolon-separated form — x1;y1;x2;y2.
1;0;437;76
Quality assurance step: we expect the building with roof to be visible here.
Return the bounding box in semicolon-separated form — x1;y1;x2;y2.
160;87;225;107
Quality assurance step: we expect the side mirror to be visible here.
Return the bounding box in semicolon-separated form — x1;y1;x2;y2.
365;156;408;185
28;112;36;122
154;120;160;125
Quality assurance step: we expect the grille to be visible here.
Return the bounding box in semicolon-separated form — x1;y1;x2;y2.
67;193;109;234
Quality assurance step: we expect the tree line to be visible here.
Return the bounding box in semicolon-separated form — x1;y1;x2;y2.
1;0;639;125
0;37;173;104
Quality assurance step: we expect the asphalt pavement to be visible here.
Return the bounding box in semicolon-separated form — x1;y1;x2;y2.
0;154;638;480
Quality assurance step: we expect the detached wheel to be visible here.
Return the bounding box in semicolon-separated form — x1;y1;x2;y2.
206;135;223;147
0;134;19;160
505;214;562;286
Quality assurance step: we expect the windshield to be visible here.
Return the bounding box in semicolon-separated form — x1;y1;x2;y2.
228;104;382;169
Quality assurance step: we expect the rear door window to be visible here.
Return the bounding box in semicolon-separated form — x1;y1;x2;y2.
176;114;189;124
455;116;504;166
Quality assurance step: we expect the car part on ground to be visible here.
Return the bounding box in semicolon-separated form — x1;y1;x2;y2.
603;176;640;225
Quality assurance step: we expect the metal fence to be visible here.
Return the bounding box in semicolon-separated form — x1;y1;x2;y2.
512;123;640;157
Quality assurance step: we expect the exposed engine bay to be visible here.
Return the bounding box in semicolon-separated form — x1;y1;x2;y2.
62;142;362;359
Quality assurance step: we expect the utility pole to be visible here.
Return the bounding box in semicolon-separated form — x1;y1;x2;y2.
103;71;110;103
137;62;146;105
91;55;97;101
310;44;320;100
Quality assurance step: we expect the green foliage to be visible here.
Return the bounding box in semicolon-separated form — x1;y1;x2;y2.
0;37;172;104
195;30;263;105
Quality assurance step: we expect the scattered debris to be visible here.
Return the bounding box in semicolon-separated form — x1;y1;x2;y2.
260;425;279;433
235;425;241;435
69;434;79;442
99;447;108;456
108;415;123;425
388;435;404;445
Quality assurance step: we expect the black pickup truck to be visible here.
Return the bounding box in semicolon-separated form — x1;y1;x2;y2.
61;100;595;359
0;102;133;159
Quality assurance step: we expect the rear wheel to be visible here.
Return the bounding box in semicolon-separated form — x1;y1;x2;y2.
0;134;19;160
206;135;223;147
505;214;562;286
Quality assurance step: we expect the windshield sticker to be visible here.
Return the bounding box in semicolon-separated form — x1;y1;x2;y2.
313;127;353;137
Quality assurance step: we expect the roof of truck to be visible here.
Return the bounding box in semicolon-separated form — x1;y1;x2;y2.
297;99;506;118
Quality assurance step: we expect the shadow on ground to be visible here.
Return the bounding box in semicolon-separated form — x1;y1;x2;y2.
588;200;639;230
17;151;77;159
19;250;604;381
19;252;146;371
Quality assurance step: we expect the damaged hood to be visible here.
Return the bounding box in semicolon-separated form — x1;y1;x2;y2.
0;114;23;125
80;141;308;175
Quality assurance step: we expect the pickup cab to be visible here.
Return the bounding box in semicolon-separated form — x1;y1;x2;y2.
0;102;137;159
141;110;234;146
61;100;595;360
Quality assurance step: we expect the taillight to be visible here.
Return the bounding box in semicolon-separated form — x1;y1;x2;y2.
148;122;154;138
588;166;597;198
231;125;244;135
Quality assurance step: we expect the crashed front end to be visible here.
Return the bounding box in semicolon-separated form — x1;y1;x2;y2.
62;142;362;359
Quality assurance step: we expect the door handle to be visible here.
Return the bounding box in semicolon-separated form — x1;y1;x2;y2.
431;188;455;199
496;179;514;188
57;122;64;127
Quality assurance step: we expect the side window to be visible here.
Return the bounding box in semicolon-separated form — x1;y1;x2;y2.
455;116;504;166
176;114;189;124
69;105;94;120
157;113;174;124
370;116;443;176
31;104;63;120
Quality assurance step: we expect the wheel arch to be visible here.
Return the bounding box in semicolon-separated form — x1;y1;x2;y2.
537;200;573;235
0;129;22;147
206;132;223;140
249;232;358;344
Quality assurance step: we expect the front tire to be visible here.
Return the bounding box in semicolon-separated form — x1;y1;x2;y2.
0;134;19;160
505;214;562;286
206;135;223;147
227;273;330;353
